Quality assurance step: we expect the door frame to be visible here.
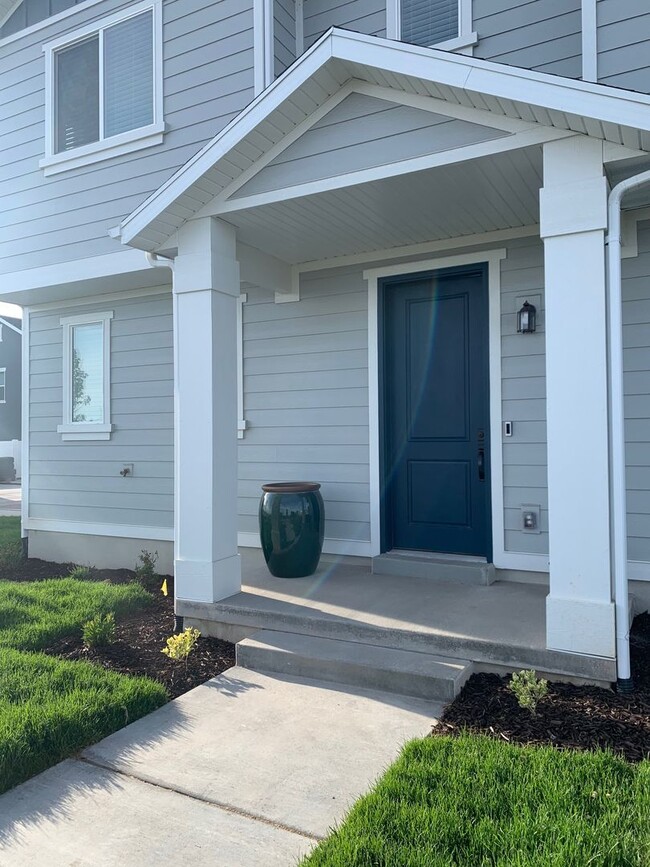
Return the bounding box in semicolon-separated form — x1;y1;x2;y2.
365;249;507;564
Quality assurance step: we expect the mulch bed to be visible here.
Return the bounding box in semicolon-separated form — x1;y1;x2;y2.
433;612;650;763
3;559;236;700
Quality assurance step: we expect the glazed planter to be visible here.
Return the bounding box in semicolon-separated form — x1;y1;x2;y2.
259;482;325;578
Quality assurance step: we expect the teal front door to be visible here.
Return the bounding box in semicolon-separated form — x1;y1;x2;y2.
381;265;491;557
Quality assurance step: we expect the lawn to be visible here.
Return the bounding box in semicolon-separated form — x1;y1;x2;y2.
0;523;169;794
302;735;650;867
0;648;166;794
0;578;153;651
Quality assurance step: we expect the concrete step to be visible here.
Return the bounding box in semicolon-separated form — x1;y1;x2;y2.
236;630;473;701
372;550;495;585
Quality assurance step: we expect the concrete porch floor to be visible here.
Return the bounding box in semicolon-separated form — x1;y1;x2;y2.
178;549;616;683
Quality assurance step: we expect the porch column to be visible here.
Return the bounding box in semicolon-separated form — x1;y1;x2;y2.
540;136;615;658
173;217;241;603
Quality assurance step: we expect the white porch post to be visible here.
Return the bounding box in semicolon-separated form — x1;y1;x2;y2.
173;217;241;603
540;136;615;658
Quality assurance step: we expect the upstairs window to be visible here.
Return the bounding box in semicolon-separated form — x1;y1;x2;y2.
0;370;6;404
401;0;457;47
41;1;163;175
388;0;476;52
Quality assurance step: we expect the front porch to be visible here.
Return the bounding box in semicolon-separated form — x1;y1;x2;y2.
178;548;616;684
115;28;650;686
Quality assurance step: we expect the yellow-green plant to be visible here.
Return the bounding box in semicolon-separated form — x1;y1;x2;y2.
82;612;116;648
162;627;200;665
508;669;549;715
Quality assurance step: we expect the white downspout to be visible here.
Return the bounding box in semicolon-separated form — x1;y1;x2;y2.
607;168;650;690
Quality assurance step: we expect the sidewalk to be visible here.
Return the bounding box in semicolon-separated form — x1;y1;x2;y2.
0;482;20;516
0;667;440;866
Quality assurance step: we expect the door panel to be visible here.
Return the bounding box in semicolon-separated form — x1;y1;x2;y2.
382;267;490;556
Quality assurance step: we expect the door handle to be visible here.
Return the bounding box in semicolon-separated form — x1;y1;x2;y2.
478;447;485;481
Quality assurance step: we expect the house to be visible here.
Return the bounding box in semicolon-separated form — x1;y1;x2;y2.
0;316;22;480
2;0;650;690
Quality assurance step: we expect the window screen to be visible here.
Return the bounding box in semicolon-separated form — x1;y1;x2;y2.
401;0;458;47
55;36;99;152
104;10;154;138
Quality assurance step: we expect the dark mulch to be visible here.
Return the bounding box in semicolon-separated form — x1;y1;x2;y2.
4;558;236;699
433;612;650;763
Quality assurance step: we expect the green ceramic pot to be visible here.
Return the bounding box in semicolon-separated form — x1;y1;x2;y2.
259;482;325;578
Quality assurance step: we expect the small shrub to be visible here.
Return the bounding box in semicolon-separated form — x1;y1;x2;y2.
508;669;549;715
135;549;158;583
82;613;116;648
162;627;200;665
68;565;94;581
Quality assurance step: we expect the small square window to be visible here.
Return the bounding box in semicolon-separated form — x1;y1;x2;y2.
401;0;458;47
41;2;163;175
58;312;113;441
0;369;6;404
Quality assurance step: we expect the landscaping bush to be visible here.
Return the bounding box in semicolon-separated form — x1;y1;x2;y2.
82;613;116;648
68;565;94;581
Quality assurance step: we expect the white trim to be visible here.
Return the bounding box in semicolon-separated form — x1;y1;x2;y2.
208;82;356;209
21;308;29;538
237;293;247;438
387;0;473;47
365;247;545;572
40;124;165;177
29;285;169;313
237;531;372;557
253;0;274;95
58;310;113;441
295;0;304;55
0;0;106;46
582;0;598;83
41;0;163;175
24;518;174;542
0;317;21;336
211;127;572;217
295;226;540;275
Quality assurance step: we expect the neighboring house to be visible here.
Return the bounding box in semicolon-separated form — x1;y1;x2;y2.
2;0;650;687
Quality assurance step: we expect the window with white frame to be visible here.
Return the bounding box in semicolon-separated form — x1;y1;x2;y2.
58;312;113;441
388;0;476;51
0;369;6;404
41;1;163;175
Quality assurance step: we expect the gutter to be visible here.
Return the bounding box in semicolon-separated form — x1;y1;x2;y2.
607;168;650;691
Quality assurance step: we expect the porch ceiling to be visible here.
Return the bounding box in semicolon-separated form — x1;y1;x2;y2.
120;29;650;255
222;146;543;265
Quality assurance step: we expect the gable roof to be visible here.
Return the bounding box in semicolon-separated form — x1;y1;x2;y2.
119;27;650;252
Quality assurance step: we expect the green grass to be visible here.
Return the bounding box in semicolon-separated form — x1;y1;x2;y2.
0;535;168;794
302;735;650;867
0;578;153;650
0;647;167;794
0;516;23;571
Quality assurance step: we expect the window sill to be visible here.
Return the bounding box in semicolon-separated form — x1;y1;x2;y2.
430;32;478;54
40;122;165;177
57;423;114;442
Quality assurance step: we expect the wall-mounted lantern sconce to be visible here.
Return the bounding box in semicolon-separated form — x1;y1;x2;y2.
517;300;537;334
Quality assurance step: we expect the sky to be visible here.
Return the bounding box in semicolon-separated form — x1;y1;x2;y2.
0;302;23;319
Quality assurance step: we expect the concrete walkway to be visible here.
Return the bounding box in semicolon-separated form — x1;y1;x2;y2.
0;667;440;866
0;482;20;516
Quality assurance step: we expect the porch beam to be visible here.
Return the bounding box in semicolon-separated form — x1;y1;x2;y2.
540;137;615;659
173;217;241;603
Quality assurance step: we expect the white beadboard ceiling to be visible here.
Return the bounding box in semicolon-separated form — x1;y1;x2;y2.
120;27;650;255
224;146;543;264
